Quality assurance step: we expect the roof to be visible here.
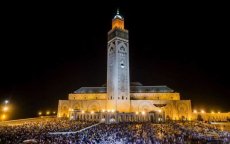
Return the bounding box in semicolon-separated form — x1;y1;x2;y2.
131;86;174;93
74;87;106;94
114;14;123;20
113;9;123;20
102;82;143;87
73;85;174;94
130;82;143;86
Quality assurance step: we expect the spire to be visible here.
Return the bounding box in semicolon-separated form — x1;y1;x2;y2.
113;8;123;20
112;8;124;30
117;9;119;15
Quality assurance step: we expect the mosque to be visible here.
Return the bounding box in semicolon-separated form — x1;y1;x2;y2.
58;10;229;123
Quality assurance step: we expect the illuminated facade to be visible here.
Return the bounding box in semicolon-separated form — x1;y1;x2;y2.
193;111;230;122
58;10;193;123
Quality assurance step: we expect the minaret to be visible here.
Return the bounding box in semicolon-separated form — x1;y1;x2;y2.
107;9;130;112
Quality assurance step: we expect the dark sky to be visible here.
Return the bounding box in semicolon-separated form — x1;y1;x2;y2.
1;1;229;119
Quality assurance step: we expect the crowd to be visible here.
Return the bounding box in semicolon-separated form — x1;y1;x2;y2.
71;122;230;144
0;118;96;143
0;118;229;143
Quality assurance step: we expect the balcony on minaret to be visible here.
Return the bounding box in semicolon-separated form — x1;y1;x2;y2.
112;9;124;30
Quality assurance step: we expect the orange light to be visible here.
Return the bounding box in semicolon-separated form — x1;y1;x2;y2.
1;114;6;120
112;19;124;30
46;111;50;115
201;110;205;113
141;111;145;115
3;106;8;112
38;112;42;115
193;110;197;113
68;108;73;112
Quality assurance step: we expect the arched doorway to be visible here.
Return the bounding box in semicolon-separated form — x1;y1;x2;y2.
149;111;155;122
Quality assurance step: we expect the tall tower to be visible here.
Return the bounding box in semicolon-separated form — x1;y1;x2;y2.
107;10;130;112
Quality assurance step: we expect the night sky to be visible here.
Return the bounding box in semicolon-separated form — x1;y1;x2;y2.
1;1;229;119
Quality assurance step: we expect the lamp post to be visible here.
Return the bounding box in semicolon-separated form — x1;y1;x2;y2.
1;100;10;121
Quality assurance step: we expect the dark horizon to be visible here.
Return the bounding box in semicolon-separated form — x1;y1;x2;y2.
1;1;229;119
